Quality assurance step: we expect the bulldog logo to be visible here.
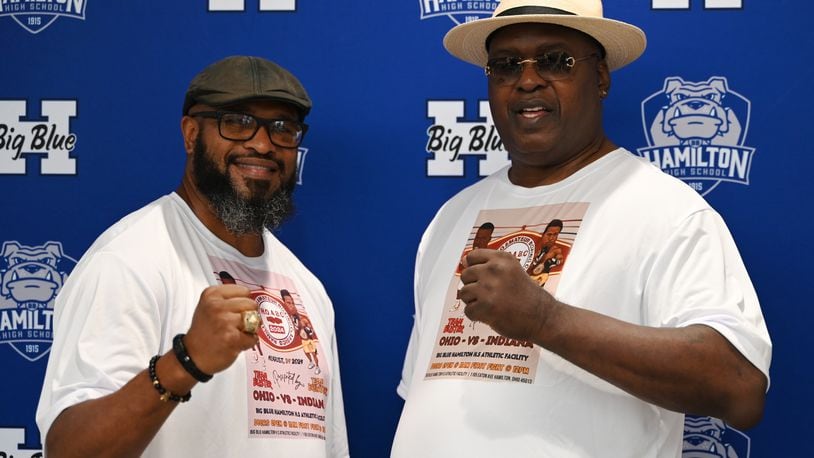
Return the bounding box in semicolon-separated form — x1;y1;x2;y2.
650;77;741;147
683;416;750;457
637;76;756;196
1;242;66;309
0;241;76;362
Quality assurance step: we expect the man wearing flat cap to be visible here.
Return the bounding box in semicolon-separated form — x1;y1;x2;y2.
393;1;771;456
36;56;349;457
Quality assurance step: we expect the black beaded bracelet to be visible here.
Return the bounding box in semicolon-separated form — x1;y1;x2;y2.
172;333;213;383
148;355;191;403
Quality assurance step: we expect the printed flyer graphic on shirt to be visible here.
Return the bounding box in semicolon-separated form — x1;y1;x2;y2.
425;202;588;384
209;257;328;441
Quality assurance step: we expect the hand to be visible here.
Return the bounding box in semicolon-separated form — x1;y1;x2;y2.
459;249;557;341
183;284;260;375
543;246;563;265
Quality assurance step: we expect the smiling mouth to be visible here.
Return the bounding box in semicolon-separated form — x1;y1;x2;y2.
230;157;284;179
519;106;548;118
236;163;278;173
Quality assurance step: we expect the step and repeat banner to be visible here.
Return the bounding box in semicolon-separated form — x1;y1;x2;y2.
0;1;808;457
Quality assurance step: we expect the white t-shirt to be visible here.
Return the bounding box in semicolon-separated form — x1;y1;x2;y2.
392;149;771;458
36;193;349;457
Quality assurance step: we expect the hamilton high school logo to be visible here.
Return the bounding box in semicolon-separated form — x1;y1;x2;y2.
0;0;86;34
0;241;76;362
637;76;755;196
418;0;497;25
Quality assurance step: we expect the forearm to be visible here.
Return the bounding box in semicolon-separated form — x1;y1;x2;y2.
45;352;198;458
539;301;767;429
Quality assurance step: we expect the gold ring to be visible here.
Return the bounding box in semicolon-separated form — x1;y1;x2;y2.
242;310;261;334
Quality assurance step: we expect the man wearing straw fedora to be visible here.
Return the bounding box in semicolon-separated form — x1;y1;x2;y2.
36;56;349;457
393;1;771;456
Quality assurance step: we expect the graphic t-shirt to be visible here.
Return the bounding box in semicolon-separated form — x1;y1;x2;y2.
393;149;771;458
210;258;331;441
36;193;349;457
426;203;587;385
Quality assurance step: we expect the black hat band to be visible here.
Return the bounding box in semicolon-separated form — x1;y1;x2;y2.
497;6;575;17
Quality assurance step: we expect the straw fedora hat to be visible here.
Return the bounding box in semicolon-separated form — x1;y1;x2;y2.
443;0;647;71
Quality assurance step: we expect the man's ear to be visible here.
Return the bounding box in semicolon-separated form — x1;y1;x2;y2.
181;116;199;155
597;59;611;99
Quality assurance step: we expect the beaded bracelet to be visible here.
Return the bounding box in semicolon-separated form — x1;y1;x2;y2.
148;355;191;403
172;333;213;383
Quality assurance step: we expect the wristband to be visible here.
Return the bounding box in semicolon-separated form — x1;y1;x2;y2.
172;333;213;383
149;355;191;403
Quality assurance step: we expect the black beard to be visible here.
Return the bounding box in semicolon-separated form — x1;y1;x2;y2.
192;135;296;235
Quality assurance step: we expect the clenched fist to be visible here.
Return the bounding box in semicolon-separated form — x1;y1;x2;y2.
459;249;560;342
182;284;260;376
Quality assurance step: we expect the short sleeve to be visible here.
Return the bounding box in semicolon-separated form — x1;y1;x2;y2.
643;209;772;383
36;251;164;439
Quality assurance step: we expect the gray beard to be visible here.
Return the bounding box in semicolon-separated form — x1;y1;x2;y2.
192;135;295;235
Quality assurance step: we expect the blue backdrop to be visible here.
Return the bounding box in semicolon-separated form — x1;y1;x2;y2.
1;1;809;456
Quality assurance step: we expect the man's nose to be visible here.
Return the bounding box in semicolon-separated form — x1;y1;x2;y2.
517;61;550;90
244;124;276;154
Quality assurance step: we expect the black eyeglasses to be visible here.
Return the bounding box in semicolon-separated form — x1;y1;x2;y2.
485;51;599;85
188;111;308;148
